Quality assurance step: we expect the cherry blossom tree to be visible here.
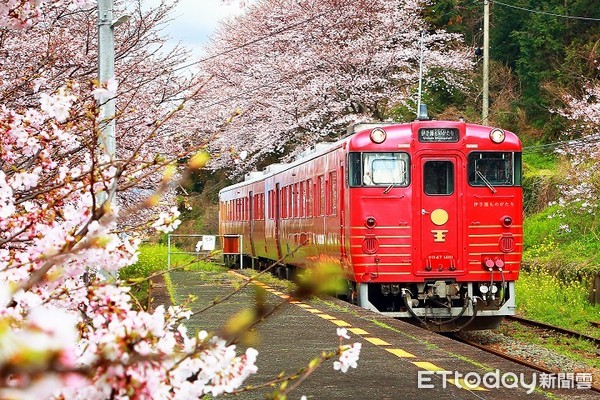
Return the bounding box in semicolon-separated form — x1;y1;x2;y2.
1;0;212;214
1;1;362;398
194;0;472;171
552;66;600;217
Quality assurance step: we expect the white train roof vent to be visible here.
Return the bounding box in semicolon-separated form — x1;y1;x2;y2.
264;163;287;174
347;122;386;136
314;143;333;153
244;171;263;181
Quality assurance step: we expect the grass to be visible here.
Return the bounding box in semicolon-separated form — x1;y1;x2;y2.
120;243;216;309
515;267;600;338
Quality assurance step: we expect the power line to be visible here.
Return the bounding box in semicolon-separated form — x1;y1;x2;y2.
494;1;600;22
523;133;600;151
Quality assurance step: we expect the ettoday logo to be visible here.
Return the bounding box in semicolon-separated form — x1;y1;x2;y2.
417;370;594;393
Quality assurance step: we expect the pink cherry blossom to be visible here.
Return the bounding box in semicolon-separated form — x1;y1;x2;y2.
333;342;362;373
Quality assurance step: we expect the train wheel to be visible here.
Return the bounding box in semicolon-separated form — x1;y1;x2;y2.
286;265;296;282
276;265;291;280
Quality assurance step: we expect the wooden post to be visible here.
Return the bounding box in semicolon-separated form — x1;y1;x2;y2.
591;273;600;305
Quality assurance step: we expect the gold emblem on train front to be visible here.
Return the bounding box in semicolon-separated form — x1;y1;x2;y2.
431;209;449;226
432;230;448;242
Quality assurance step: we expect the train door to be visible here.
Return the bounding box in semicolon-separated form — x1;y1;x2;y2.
339;165;347;262
249;192;256;257
415;154;464;275
274;183;283;259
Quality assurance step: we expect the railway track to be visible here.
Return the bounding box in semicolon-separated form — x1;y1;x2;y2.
504;315;600;348
452;316;600;394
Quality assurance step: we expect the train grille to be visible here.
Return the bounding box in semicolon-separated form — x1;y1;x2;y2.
362;236;379;254
499;234;515;253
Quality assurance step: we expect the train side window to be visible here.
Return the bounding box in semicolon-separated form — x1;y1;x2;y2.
329;171;337;215
255;195;258;220
318;175;325;216
288;186;292;218
280;187;286;219
348;153;362;186
294;182;300;218
269;190;274;219
298;181;306;218
424;161;454;195
306;179;313;217
288;185;293;218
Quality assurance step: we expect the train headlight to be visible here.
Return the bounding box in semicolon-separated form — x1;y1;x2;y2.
370;128;387;144
489;128;505;143
365;216;377;229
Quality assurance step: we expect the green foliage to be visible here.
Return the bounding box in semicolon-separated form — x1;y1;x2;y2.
523;150;557;171
516;266;599;337
489;0;600;130
423;1;599;138
120;244;212;308
422;0;481;43
522;151;563;214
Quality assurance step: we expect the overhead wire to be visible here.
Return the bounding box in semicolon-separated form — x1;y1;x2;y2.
493;1;600;22
523;133;600;151
489;2;600;151
171;11;327;73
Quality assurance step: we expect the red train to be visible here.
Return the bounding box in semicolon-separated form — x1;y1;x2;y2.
219;118;522;331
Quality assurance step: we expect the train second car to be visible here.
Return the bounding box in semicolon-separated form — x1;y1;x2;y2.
219;119;523;331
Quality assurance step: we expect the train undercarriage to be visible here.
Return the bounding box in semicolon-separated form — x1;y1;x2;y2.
352;280;516;332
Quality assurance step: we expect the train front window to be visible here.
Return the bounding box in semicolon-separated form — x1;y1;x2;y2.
424;161;454;195
348;152;410;187
468;152;521;186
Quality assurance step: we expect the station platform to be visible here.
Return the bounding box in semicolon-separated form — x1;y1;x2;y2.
164;270;597;400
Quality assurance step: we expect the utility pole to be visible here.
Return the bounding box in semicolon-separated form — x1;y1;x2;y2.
416;31;426;119
96;0;128;281
97;0;129;196
482;0;490;125
98;0;116;160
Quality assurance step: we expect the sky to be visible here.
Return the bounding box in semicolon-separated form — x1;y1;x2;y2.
157;1;247;57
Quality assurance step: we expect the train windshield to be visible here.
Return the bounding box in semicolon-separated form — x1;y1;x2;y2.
468;152;522;186
348;152;410;187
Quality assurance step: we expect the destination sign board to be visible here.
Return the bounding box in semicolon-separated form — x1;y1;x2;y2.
418;127;459;143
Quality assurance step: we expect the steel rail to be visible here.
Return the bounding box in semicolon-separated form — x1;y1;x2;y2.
453;335;600;394
505;315;600;348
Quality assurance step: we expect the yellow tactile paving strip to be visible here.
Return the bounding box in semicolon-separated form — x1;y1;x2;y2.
230;271;487;392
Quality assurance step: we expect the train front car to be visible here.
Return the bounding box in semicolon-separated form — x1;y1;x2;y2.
345;121;523;331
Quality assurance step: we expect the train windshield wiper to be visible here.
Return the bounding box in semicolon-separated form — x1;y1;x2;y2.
476;170;497;194
383;174;399;194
